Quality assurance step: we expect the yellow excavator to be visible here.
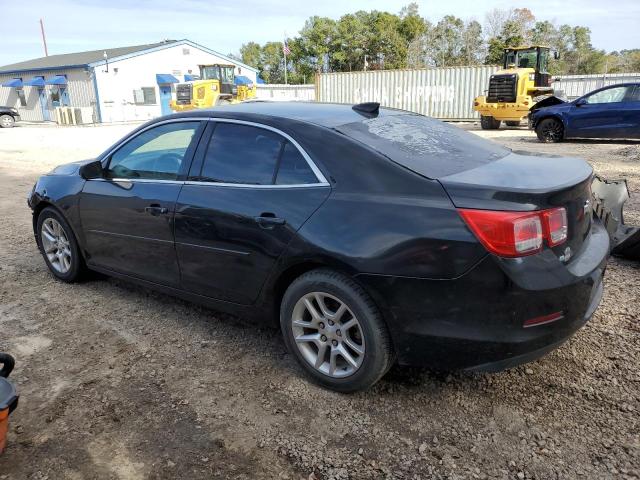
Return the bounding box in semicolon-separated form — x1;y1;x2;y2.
473;46;559;129
170;64;257;112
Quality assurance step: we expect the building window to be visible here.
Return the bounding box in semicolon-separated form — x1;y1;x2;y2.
183;48;190;55
133;87;157;105
16;88;27;107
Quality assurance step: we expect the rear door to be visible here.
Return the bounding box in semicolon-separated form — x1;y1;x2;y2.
566;85;637;138
80;120;204;287
174;120;331;305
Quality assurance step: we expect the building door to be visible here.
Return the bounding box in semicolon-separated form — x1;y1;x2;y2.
38;88;50;121
159;85;172;116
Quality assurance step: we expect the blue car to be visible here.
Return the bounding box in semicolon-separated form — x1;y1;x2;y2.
531;83;640;142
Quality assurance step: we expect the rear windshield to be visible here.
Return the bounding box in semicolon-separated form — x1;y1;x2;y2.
335;114;510;179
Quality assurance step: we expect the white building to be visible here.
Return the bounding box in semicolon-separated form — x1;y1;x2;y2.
0;39;258;123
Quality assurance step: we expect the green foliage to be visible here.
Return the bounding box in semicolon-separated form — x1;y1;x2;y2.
236;5;632;84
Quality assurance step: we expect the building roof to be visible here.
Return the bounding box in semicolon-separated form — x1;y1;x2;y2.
0;39;258;74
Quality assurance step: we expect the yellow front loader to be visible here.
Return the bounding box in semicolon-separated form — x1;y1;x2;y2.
170;64;256;112
473;46;558;129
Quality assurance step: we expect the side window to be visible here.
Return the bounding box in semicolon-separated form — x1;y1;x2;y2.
275;142;318;185
584;86;631;104
106;121;200;180
631;86;640;102
199;123;283;184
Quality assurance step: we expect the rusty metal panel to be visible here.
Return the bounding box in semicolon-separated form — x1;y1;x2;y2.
317;66;499;120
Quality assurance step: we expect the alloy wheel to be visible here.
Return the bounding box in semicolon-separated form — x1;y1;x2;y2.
41;218;72;274
540;121;563;142
291;292;365;378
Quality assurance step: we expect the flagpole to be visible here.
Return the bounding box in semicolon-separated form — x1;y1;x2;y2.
284;51;288;85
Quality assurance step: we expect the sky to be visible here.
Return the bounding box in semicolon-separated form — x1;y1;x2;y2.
1;0;639;67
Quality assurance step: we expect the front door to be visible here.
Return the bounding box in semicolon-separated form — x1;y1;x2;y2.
38;88;50;121
567;85;638;138
79;120;204;287
159;85;172;115
174;121;330;304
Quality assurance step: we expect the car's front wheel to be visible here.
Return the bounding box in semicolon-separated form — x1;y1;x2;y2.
536;118;564;142
36;207;85;282
280;269;393;392
0;114;15;128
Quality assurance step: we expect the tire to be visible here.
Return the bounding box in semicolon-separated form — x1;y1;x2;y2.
480;115;501;130
280;269;393;392
536;118;564;143
0;114;15;128
505;120;521;127
36;207;85;282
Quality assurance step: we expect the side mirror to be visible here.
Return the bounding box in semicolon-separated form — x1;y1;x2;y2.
575;97;587;107
79;160;104;179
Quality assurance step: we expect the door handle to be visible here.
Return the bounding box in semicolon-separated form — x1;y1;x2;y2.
145;205;169;215
254;213;285;229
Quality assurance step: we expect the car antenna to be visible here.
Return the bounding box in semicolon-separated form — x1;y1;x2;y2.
352;102;380;116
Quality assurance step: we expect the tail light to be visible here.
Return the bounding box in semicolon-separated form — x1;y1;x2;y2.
542;208;568;246
459;207;568;258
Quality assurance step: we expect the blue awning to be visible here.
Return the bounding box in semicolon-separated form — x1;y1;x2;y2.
256;76;266;84
1;78;22;88
156;74;179;84
24;76;46;87
46;75;67;85
234;75;254;86
184;74;199;81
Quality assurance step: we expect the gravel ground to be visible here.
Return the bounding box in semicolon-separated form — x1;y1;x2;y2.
0;122;638;480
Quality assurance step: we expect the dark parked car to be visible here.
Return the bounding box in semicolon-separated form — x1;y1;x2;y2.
531;83;640;142
28;102;610;392
0;106;20;128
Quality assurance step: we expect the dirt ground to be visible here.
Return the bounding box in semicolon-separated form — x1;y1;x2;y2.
0;121;638;480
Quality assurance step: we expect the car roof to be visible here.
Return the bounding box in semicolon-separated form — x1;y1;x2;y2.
166;101;408;128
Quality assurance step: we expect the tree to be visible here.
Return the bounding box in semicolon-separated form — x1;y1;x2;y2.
240;42;262;69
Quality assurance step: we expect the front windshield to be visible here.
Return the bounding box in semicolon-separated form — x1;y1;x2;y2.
504;48;538;69
200;65;220;80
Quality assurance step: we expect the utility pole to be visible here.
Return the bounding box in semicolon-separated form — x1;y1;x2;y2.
40;18;49;57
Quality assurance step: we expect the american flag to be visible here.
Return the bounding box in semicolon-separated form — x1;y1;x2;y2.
283;39;290;56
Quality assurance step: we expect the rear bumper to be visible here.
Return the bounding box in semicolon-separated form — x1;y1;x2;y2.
356;219;610;370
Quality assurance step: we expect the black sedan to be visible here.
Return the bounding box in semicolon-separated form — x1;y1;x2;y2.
28;102;610;392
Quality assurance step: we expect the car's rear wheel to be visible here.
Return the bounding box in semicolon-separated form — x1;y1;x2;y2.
536;118;564;143
480;115;501;130
0;114;15;128
37;207;85;282
280;269;393;392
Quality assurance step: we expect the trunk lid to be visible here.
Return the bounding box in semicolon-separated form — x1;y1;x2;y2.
439;152;594;258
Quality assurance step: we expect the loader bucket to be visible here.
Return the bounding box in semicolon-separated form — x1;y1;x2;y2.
591;176;640;260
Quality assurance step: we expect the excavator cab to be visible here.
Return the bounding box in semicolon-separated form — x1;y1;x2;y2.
503;46;554;88
474;45;558;129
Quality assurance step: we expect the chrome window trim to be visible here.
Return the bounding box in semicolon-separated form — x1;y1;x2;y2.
183;181;329;189
93;116;331;189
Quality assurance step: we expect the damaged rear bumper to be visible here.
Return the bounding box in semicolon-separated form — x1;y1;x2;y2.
592;175;640;260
